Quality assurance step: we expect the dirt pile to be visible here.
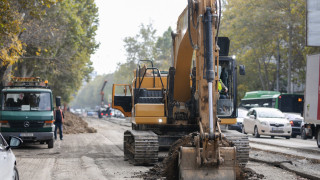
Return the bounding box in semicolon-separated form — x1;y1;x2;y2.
62;112;97;134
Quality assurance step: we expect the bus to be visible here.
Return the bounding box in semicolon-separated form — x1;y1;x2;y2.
239;91;304;114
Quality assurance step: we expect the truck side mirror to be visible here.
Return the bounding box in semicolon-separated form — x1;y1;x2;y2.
239;65;245;75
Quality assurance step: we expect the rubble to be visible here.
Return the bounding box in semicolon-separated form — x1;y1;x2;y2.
62;112;97;134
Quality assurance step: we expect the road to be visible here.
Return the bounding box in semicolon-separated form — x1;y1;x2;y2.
13;117;148;180
12;116;320;180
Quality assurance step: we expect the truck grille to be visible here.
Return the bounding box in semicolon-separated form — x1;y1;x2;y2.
9;121;44;128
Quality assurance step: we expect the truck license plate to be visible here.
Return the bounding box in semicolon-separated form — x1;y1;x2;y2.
20;133;33;137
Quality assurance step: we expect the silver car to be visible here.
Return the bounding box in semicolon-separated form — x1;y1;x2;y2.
242;107;292;139
0;133;22;180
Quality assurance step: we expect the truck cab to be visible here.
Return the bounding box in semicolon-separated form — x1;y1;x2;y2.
0;77;55;148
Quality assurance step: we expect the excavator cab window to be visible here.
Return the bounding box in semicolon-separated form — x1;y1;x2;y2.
217;58;237;117
112;84;132;117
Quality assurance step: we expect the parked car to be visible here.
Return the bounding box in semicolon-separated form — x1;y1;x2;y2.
242;107;292;139
228;108;248;132
0;133;22;180
86;110;96;117
283;113;303;138
114;109;125;118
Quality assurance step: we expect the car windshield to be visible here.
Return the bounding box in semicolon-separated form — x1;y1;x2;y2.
2;92;51;111
258;109;285;118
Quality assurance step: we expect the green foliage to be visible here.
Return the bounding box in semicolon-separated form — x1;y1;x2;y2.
0;0;56;83
221;0;320;98
0;0;99;104
114;24;172;85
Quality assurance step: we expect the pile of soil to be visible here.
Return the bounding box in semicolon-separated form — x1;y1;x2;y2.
62;111;97;134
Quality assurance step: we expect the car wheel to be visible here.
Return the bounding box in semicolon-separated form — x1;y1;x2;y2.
13;166;19;180
317;130;320;148
242;126;247;134
48;139;54;149
271;136;274;139
285;136;290;140
301;128;307;140
291;134;297;138
254;126;260;138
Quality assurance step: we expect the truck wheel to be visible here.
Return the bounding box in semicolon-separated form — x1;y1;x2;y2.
301;128;307;140
317;130;320;148
254;126;260;138
48;139;54;148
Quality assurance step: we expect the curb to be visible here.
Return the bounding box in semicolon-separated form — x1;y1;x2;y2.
249;140;320;154
249;158;320;180
250;146;320;164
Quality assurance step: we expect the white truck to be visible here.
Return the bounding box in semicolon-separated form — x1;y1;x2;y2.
303;54;320;148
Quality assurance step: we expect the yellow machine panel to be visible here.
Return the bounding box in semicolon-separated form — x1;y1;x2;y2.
220;118;237;125
135;117;167;124
135;104;165;117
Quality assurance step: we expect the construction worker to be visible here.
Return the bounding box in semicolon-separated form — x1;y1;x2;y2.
218;79;228;99
54;106;64;140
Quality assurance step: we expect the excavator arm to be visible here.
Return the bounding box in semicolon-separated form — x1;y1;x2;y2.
171;1;248;179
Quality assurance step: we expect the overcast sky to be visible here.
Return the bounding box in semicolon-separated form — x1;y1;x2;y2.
91;0;187;75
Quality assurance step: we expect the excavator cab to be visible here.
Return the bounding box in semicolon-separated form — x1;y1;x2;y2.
112;84;132;117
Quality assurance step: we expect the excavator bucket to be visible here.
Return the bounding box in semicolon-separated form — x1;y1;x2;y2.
179;146;237;180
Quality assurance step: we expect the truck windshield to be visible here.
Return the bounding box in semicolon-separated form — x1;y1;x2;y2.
2;92;51;111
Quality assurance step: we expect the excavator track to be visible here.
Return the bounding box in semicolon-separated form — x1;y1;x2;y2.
124;130;159;165
223;130;250;167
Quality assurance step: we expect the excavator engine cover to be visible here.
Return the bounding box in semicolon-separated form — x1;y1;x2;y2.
179;146;236;180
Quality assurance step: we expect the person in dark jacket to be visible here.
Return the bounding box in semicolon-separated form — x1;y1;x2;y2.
54;106;64;140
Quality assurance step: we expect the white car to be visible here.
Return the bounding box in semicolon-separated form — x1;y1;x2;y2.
242;107;292;139
0;133;22;180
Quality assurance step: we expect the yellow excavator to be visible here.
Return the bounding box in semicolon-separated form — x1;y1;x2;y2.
112;0;249;179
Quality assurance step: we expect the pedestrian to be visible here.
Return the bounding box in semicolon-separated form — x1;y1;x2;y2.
54;106;64;140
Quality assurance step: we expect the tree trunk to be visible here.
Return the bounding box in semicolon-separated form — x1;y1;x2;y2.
287;4;293;93
263;56;270;90
276;40;280;92
0;65;8;86
256;58;265;90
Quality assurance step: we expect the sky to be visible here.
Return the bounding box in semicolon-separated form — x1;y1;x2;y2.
91;0;187;75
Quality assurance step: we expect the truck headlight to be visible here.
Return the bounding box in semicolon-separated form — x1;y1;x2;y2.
0;121;10;128
44;120;54;127
158;119;163;123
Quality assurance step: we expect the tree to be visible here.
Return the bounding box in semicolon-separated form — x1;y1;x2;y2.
221;0;320;97
0;0;56;85
154;27;172;70
0;0;99;103
114;24;172;85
